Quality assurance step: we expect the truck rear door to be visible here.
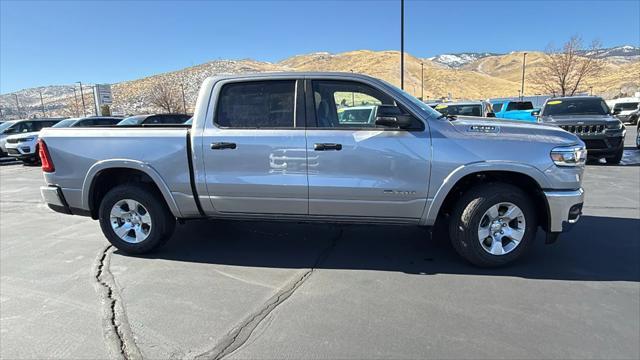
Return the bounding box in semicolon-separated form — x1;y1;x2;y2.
201;79;308;215
304;79;431;220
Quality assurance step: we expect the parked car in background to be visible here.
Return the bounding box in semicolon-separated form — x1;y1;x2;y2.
539;96;625;164
5;117;121;164
117;114;191;126
627;108;640;127
39;72;586;267
3;119;63;163
337;105;378;124
184;117;193;125
491;100;539;122
0;120;18;157
433;101;495;117
612;100;639;124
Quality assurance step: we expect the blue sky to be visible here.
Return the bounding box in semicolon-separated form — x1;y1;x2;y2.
1;0;639;93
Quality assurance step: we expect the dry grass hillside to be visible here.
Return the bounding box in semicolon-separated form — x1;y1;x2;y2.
282;50;521;100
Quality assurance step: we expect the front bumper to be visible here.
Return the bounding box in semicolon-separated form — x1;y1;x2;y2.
544;188;584;232
5;141;36;159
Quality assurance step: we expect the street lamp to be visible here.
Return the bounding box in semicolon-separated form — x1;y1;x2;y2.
13;94;22;118
421;61;424;100
76;81;86;117
400;0;404;90
520;52;527;100
39;90;46;117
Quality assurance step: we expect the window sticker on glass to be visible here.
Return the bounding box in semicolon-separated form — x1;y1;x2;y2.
435;104;448;109
547;100;562;105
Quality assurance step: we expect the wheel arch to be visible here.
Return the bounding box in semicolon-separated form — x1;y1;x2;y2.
423;164;551;232
83;160;182;219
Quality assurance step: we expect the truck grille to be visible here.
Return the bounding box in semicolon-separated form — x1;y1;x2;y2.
559;124;605;135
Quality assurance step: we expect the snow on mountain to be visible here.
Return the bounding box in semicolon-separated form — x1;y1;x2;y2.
429;52;502;68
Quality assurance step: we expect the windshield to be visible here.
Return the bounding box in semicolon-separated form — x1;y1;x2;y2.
613;102;639;111
52;119;78;128
383;82;442;118
435;104;482;117
542;98;610;116
0;121;18;133
117;116;145;125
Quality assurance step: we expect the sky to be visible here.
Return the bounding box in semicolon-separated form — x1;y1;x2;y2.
1;0;639;93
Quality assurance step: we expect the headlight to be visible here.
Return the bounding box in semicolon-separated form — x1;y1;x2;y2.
17;136;35;142
606;121;623;130
550;145;587;167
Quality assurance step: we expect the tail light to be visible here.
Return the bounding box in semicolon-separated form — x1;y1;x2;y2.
38;139;55;172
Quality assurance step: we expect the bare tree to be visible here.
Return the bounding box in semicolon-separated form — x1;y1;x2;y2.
534;36;606;97
150;83;181;113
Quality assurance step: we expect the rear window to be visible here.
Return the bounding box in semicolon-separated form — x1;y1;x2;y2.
613;102;639;111
216;80;295;128
543;98;610;116
492;103;503;112
506;101;533;111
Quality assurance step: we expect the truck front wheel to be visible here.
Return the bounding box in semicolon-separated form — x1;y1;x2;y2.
98;184;176;254
448;183;537;267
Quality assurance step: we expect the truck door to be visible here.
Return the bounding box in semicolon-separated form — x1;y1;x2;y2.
304;80;431;220
201;79;308;215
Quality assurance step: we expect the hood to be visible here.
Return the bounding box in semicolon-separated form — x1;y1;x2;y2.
540;114;619;124
449;116;579;146
5;131;40;140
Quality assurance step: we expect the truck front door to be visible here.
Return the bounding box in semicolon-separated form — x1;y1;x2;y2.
201;79;308;215
304;79;431;221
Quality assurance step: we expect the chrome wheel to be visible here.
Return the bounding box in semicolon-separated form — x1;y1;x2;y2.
110;199;152;244
477;202;526;256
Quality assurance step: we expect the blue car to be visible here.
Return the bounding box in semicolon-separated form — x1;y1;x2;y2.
490;100;540;122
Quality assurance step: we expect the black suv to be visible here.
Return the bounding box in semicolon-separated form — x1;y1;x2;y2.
539;96;625;164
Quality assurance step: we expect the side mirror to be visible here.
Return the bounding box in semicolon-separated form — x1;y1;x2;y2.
612;109;621;115
486;112;496;118
531;110;540;116
374;105;413;129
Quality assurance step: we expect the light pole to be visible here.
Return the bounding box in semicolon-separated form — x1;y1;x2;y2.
39;90;46;117
421;61;424;100
520;52;527;100
180;83;187;113
72;88;80;117
76;81;86;117
13;94;21;118
400;0;404;90
91;86;99;116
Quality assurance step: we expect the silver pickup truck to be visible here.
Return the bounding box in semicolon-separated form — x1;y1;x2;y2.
39;73;586;267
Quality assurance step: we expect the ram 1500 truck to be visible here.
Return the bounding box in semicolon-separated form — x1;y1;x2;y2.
38;73;586;267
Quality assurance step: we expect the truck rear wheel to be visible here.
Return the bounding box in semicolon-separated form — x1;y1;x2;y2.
98;184;175;254
448;183;537;267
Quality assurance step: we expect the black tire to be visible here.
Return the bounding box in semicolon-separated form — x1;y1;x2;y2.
606;147;623;165
448;183;537;267
98;184;175;254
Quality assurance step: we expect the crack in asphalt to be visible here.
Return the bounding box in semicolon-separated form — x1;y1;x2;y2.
193;228;343;360
94;245;142;360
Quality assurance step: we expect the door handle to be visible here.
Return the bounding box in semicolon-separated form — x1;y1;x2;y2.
210;142;237;150
314;143;342;151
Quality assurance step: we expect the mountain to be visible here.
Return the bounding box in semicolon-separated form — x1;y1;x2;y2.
428;52;502;68
1;45;638;119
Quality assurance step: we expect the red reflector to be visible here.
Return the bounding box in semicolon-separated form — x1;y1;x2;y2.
38;139;55;172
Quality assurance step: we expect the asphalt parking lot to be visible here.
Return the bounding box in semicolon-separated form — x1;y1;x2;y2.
1;127;639;359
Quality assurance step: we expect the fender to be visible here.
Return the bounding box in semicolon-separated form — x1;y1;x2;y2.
82;159;183;218
420;161;550;225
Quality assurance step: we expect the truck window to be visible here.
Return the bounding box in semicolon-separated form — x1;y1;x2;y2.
311;80;394;128
492;103;503;112
506;101;534;111
216;80;295;128
613;102;639;111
